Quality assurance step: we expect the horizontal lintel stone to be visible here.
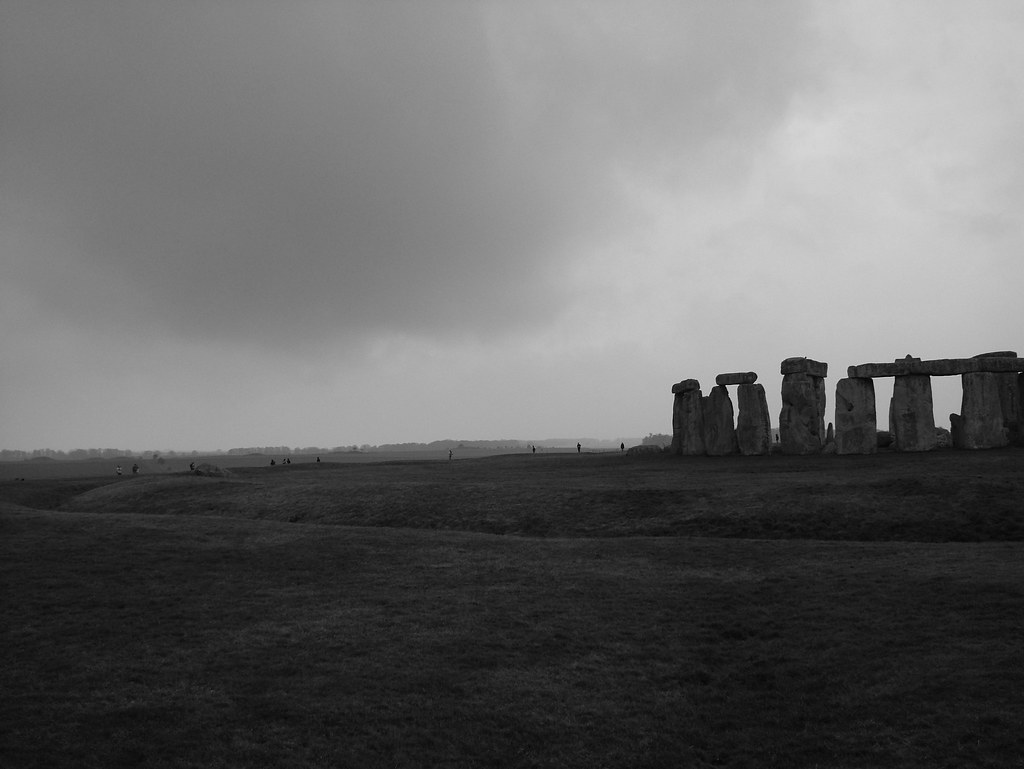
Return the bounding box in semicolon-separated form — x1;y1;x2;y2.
847;357;1024;378
672;378;701;394
715;372;758;386
780;357;828;377
973;350;1018;358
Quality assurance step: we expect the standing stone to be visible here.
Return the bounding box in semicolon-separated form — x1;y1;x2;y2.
955;372;1009;449
702;385;738;456
779;373;826;454
996;373;1023;446
1019;373;1024;446
834;377;877;454
890;375;937;451
973;352;1022;446
735;383;771;456
672;387;706;456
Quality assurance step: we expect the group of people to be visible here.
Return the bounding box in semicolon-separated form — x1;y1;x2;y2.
114;464;140;476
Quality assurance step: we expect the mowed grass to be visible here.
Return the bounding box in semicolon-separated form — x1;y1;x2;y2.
2;451;1023;768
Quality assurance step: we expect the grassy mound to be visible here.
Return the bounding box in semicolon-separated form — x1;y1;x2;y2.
11;448;1021;542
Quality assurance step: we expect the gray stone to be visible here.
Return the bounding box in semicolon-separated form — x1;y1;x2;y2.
715;371;758;386
702;385;738;456
672;379;701;394
973;350;1018;359
672;388;706;456
1018;373;1024;446
834;377;877;455
949;413;964;448
781;357;828;377
955;372;1009;449
735;383;771;456
848;356;1024;378
890;375;937;451
973;352;1022;446
779;372;826;454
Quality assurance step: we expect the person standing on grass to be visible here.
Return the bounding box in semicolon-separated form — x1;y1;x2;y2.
132;463;139;474
448;449;453;461
577;442;581;454
116;465;122;476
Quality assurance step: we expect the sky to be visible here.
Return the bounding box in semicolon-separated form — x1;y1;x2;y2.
2;1;1023;452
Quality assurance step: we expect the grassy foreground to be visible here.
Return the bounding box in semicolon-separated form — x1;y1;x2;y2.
2;450;1023;768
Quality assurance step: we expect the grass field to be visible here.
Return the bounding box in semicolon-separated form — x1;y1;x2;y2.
2;449;1023;768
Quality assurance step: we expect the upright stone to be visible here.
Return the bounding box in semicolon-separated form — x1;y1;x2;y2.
779;361;827;455
974;352;1022;446
702;385;738;456
671;380;700;454
956;372;1009;449
834;377;877;454
735;383;771;456
672;384;706;456
997;373;1023;446
890;375;936;451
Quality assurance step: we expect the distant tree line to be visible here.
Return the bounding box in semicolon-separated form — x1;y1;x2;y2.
1;448;137;461
641;433;672;447
3;436;651;461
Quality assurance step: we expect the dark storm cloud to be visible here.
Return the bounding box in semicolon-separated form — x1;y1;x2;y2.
2;1;814;351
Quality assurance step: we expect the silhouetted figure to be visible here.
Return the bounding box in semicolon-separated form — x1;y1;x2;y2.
532;445;536;454
448;449;453;461
620;443;625;451
189;462;196;471
116;465;122;476
132;463;139;474
316;457;321;463
576;443;581;454
270;459;276;466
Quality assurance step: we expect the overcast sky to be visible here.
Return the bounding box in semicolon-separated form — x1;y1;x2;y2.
3;1;1022;451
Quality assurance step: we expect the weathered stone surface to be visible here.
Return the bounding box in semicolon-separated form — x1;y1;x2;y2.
779;373;826;454
890;375;936;451
702;385;738;456
974;351;1018;359
949;413;964;447
834;377;877;454
973;352;1023;446
848;356;1024;378
1017;373;1024;446
781;357;828;377
672;389;706;456
955;372;1009;449
715;371;758;386
735;383;771;456
671;379;701;394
